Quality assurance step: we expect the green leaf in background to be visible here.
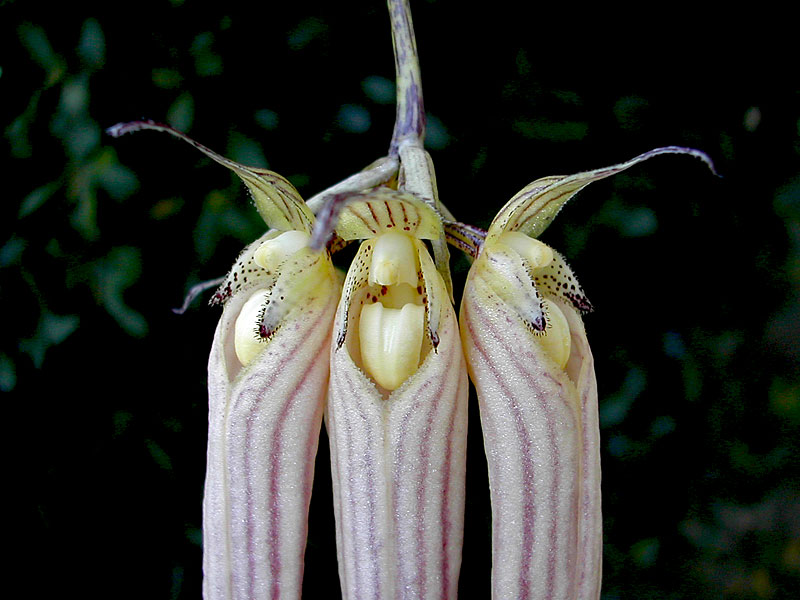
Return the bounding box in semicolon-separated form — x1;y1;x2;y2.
18;182;60;218
362;75;395;105
19;311;80;369
167;91;195;133
90;246;148;337
0;354;17;392
18;22;66;87
77;18;105;72
190;31;223;77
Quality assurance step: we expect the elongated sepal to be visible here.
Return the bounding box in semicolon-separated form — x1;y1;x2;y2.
205;248;340;600
485;146;716;245
106;119;315;233
460;249;601;600
326;272;467;600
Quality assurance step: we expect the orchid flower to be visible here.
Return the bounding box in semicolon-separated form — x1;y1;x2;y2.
108;1;716;598
104;121;393;599
105;120;346;599
457;147;715;600
303;2;467;596
312;188;467;600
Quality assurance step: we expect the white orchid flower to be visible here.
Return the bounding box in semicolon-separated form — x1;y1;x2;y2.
458;147;716;600
106;120;347;599
108;1;716;598
311;188;467;600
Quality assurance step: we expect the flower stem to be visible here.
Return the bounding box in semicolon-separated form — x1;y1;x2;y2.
388;0;425;156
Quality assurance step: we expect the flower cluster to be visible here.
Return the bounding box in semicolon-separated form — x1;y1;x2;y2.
108;2;714;599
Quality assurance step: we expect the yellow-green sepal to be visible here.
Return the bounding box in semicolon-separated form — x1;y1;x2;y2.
106;120;315;233
332;188;443;242
485;146;716;245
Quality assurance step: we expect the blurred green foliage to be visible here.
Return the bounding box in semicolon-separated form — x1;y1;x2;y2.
3;1;798;599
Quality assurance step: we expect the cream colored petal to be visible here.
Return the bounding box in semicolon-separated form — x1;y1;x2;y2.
537;298;572;370
253;230;312;271
485;146;715;245
327;296;466;600
460;253;600;600
359;302;425;391
368;231;419;287
233;289;269;366
327;242;466;599
206;250;340;600
497;231;554;268
532;248;594;315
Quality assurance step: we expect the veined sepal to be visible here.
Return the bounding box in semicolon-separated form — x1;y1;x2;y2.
203;201;340;599
321;188;467;599
326;252;467;600
106;119;315;234
460;258;596;600
111;120;346;600
483;146;716;246
458;148;714;600
205;242;340;600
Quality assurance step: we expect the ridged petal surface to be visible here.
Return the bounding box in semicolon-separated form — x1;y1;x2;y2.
461;251;600;600
326;280;467;600
205;252;339;600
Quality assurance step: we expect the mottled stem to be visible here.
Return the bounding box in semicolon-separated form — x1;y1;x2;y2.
388;0;425;156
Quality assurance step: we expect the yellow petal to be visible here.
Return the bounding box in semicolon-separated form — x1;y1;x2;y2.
358;301;424;390
368;231;419;287
233;289;269;366
497;231;554;268
537;298;571;369
253;230;311;271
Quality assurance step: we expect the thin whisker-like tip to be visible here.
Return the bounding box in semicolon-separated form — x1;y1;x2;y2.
105;119;175;138
649;145;721;177
173;276;226;315
105;121;134;137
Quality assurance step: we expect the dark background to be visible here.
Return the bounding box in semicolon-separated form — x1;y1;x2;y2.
3;0;798;598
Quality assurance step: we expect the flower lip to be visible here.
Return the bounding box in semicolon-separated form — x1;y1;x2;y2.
356;231;427;391
319;189;453;393
359;301;425;390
